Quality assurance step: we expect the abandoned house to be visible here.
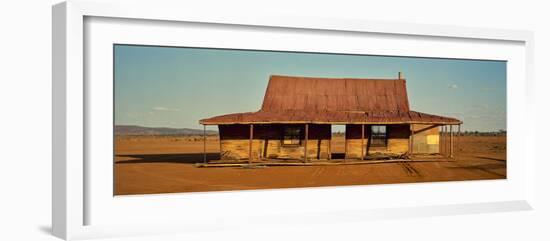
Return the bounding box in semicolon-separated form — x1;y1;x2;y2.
200;73;462;162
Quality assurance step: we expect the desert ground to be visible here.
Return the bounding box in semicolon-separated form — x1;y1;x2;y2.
114;135;506;195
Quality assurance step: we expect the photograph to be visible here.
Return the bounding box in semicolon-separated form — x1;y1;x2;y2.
114;44;507;195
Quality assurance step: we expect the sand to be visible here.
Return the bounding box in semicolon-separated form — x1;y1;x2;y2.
114;135;506;195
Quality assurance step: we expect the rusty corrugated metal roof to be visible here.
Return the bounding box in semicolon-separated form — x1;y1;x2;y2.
200;110;461;125
200;75;461;125
260;75;410;112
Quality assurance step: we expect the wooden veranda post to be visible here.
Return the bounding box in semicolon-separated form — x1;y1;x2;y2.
457;124;461;158
344;129;348;161
249;124;253;164
450;125;454;158
443;125;447;156
203;125;206;164
328;133;332;160
437;125;443;154
304;124;309;163
361;124;365;160
218;126;222;160
410;124;415;155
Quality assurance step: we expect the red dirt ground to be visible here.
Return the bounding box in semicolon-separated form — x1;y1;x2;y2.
114;135;506;195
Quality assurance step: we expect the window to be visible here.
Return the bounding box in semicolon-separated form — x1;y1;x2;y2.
282;126;302;146
370;125;387;147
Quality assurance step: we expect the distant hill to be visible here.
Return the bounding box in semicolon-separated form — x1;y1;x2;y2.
115;125;218;136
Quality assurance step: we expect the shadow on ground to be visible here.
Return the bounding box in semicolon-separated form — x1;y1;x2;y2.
447;162;506;178
474;156;506;162
116;153;358;164
116;153;220;164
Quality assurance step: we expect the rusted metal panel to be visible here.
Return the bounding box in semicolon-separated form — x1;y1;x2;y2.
260;75;411;112
201;110;461;125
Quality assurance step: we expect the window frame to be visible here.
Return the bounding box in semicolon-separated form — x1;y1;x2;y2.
281;126;303;146
370;125;388;147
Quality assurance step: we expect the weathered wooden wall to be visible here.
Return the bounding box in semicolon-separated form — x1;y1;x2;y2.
218;123;441;160
412;124;440;153
344;124;366;159
386;124;411;154
218;124;331;160
345;124;410;158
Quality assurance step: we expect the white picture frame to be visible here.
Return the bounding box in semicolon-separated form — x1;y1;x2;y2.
52;0;535;240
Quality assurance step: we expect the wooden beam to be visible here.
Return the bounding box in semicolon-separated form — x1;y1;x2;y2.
443;125;447;156
195;159;453;168
304;124;309;163
344;125;348;161
450;125;454;158
203;125;206;164
205;120;462;125
249;124;253;164
263;139;268;159
410;124;414;155
408;124;412;154
440;125;444;155
361;124;365;160
218;125;222;160
317;139;321;159
328;132;332;160
457;124;461;159
437;126;443;154
413;124;439;134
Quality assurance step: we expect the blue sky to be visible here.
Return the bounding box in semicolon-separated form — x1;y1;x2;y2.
114;45;506;132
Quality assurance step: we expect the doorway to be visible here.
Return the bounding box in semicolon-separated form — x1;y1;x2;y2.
330;125;346;159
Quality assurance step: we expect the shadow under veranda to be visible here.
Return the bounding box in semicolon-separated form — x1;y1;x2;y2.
115;153;220;164
115;152;398;165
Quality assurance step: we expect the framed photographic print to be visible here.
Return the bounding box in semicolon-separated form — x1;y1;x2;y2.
53;0;535;240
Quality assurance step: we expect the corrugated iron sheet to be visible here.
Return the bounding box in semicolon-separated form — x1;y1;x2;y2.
200;110;461;125
200;75;461;125
260;75;410;112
